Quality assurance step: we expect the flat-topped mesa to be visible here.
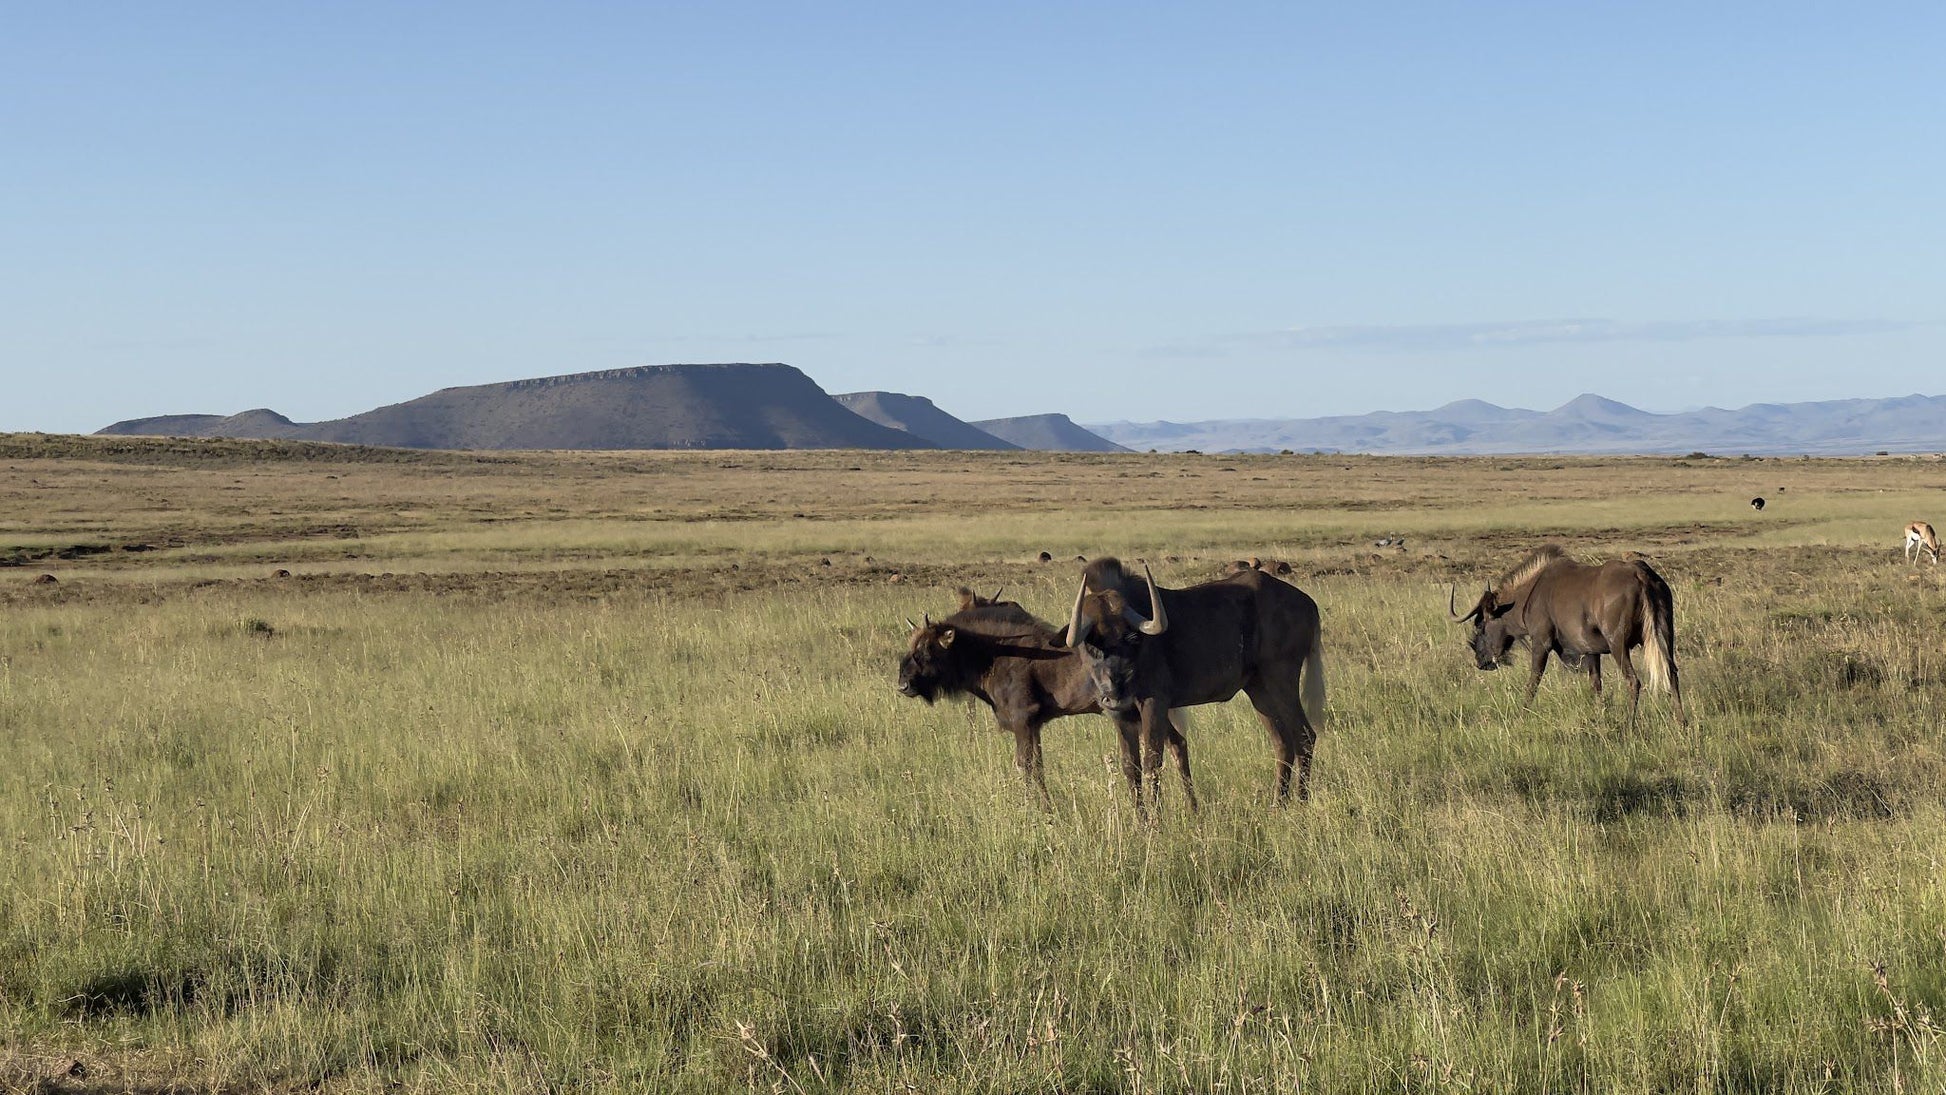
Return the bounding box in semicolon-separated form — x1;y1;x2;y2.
99;363;933;452
487;362;792;393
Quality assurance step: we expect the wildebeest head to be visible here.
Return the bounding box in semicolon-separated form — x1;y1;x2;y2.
1450;585;1517;670
898;598;1053;704
897;613;962;703
1066;559;1167;712
1451;546;1565;670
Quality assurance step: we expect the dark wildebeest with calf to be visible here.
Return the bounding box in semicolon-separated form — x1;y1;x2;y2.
1451;545;1686;726
1065;558;1326;807
897;591;1195;807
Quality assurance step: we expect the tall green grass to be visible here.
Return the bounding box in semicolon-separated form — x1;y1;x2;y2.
5;539;1946;1091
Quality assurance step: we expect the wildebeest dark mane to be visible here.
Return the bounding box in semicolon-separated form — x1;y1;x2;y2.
1494;544;1568;597
938;602;1061;644
1078;555;1157;617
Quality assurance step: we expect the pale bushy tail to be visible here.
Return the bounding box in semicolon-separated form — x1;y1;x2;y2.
1301;640;1327;727
1640;585;1676;694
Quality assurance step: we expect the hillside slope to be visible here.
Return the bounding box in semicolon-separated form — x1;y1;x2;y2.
970;414;1131;452
833;392;1019;450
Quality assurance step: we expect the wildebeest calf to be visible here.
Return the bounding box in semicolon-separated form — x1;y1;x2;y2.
897;597;1195;807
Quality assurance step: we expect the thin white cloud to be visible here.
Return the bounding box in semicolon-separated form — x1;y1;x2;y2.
1136;343;1231;360
1224;317;1923;352
640;332;844;344
906;334;1003;349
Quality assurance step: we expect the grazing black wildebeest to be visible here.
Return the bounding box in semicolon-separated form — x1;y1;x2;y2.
1065;558;1326;807
1750;497;1765;511
1451;545;1686;726
897;597;1195;807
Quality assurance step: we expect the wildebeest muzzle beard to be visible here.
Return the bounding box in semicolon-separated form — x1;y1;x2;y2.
1452;585;1513;670
1471;629;1514;671
1085;652;1140;713
896;660;938;702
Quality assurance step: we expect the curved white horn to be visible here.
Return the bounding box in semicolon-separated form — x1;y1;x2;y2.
1066;574;1092;649
1136;562;1168;636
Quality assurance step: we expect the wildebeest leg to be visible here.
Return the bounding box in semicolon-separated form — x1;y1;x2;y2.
1137;698;1171;810
1010;722;1051;809
1523;643;1551;706
1586;653;1603;698
1164;713;1198;813
1612;645;1643;728
1246;680;1315;804
1112;715;1149;817
1668;662;1688;728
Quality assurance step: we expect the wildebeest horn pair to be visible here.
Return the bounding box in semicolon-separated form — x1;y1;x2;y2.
904;612;935;632
1067;561;1168;648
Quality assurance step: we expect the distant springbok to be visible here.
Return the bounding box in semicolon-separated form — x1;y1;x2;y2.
1905;522;1940;565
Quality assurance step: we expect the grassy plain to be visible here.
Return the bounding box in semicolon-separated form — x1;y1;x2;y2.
3;434;1945;1093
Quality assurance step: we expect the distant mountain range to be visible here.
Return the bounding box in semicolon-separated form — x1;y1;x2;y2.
1089;393;1946;455
95;366;1946;455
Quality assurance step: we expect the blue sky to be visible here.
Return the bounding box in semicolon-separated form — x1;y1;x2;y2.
5;3;1942;434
